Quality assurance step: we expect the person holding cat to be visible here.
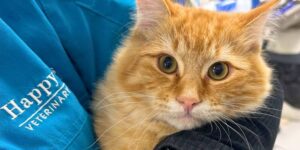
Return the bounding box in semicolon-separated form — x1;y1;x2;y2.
0;0;283;150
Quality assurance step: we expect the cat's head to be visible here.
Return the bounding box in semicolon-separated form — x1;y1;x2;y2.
114;0;277;130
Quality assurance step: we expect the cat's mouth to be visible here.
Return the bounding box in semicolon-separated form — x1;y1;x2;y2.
160;101;215;129
163;112;203;130
177;113;197;122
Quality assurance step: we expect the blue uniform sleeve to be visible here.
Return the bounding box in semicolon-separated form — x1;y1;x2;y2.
0;19;96;149
38;0;136;97
0;0;134;149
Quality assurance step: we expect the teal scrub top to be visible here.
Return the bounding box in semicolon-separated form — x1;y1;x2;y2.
0;0;135;149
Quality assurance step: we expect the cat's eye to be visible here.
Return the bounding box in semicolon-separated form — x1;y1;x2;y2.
208;62;229;81
158;55;178;74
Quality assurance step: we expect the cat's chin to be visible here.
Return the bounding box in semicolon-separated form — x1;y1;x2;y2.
165;115;204;130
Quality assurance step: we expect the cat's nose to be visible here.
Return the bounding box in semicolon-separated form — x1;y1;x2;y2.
176;97;200;111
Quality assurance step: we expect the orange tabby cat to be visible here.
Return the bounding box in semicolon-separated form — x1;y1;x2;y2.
93;0;278;149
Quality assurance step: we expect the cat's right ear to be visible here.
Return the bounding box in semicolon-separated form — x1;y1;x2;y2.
238;0;279;51
135;0;175;33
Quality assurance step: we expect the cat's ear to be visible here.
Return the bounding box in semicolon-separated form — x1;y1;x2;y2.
135;0;175;32
239;0;279;50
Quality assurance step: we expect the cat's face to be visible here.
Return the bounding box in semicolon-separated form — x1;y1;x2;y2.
114;0;276;129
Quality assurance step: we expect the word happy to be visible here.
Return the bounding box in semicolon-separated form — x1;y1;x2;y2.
0;72;71;131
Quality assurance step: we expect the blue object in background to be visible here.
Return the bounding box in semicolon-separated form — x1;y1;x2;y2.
277;0;295;15
216;0;237;11
252;0;261;8
177;0;186;5
193;0;263;12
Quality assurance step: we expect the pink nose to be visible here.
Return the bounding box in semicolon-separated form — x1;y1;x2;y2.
176;97;200;112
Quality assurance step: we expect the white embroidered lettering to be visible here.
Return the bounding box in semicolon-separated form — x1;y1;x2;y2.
31;120;39;126
0;100;25;119
47;72;58;87
37;80;52;96
25;124;34;131
20;98;34;109
27;89;42;105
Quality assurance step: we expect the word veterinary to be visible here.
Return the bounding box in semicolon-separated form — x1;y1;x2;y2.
0;72;71;131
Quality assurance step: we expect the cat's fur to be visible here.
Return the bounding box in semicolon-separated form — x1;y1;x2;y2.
93;0;278;149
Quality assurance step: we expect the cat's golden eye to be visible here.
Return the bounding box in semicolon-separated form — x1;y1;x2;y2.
208;62;229;81
158;55;177;74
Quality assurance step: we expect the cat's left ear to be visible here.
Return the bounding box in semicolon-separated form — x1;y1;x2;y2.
135;0;176;34
239;0;279;50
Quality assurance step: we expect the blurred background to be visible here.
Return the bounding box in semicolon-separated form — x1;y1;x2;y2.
175;0;300;150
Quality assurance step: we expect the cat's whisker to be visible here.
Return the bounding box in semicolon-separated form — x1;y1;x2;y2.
94;91;143;107
217;115;252;150
95;101;143;109
213;121;223;142
95;93;159;108
225;118;264;147
258;106;282;112
247;113;280;120
222;117;251;133
220;102;282;112
100;110;160;148
94;92;160;108
88;106;157;149
232;110;281;120
259;103;282;111
222;117;261;150
217;120;233;149
132;114;155;150
207;118;214;135
100;91;155;99
131;119;169;150
104;92;159;100
98;91;144;98
224;108;281;120
87;109;137;149
113;20;134;37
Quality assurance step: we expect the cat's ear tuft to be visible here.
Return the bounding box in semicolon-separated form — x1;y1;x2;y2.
239;0;279;49
135;0;175;32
